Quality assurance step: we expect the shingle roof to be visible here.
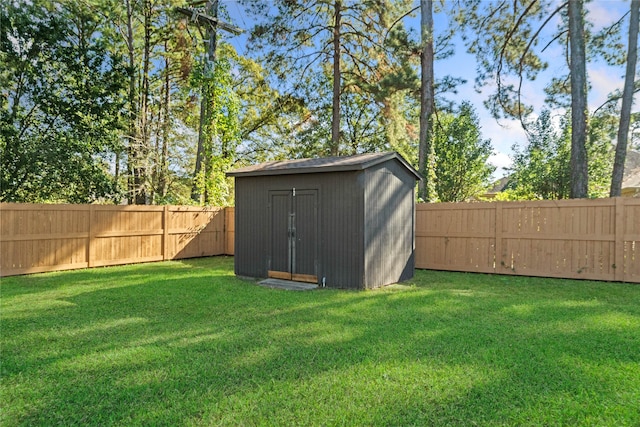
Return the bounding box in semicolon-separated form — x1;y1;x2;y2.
622;150;640;187
227;151;421;179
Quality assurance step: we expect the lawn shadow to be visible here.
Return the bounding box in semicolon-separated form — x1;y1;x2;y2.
3;259;640;425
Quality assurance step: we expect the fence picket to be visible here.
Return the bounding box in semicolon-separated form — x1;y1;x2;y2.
415;198;639;283
1;204;234;277
2;199;638;282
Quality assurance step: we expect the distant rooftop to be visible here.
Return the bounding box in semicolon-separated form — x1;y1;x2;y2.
227;151;421;179
622;150;640;187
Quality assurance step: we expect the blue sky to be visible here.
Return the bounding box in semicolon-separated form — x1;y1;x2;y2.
430;0;635;177
221;0;636;178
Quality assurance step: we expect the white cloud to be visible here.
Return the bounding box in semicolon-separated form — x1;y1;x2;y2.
479;115;528;154
489;151;513;171
586;1;628;31
588;65;625;111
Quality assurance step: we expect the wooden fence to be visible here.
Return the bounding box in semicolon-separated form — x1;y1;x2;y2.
2;199;639;283
0;204;235;277
415;198;640;283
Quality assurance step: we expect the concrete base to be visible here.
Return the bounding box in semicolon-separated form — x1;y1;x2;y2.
258;278;319;291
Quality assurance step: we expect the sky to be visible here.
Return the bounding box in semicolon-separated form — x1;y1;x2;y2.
431;0;635;178
220;0;636;179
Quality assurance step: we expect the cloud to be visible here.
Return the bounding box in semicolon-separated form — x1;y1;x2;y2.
586;1;628;31
479;115;528;153
489;151;513;169
588;65;625;111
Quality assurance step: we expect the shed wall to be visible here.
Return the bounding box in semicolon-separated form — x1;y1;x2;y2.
234;171;365;288
363;160;416;288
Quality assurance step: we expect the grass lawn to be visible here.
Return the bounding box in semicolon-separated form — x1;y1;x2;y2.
1;256;639;426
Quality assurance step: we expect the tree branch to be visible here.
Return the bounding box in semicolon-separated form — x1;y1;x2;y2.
383;5;420;42
592;81;640;116
515;1;568;129
541;29;568;53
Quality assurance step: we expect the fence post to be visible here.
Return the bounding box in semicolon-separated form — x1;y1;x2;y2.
87;205;95;268
163;206;169;261
614;197;625;282
222;207;226;255
494;202;502;273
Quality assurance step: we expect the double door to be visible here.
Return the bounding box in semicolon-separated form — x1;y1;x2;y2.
268;189;318;283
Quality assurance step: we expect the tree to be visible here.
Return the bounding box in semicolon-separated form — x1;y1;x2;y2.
331;0;342;153
191;43;241;206
507;110;613;200
568;0;588;198
231;55;307;164
177;0;243;204
1;0;126;203
246;0;345;155
456;0;593;198
246;0;416;157
418;0;435;202
455;0;551;124
508;111;571;199
89;0;207;205
431;102;495;202
610;0;639;197
121;0;147;204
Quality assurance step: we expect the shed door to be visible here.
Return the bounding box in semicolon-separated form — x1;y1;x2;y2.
268;189;318;283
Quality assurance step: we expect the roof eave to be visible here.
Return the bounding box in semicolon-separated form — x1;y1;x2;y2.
226;151;422;180
226;164;366;177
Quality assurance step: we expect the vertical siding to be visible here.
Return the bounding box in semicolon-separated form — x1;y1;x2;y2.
234;178;269;278
232;159;418;289
233;172;364;288
363;160;416;288
269;191;291;273
293;189;318;278
318;172;363;289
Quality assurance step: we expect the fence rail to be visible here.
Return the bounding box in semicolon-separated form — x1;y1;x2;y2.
0;204;234;277
2;199;639;283
415;198;640;283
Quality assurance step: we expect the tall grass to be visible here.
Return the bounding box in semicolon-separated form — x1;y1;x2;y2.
2;256;639;426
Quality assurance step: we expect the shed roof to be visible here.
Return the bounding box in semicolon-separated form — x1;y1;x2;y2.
227;151;421;179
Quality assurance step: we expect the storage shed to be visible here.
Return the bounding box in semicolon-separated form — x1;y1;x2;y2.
226;151;420;289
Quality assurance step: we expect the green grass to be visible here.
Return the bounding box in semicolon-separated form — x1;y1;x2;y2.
1;256;639;426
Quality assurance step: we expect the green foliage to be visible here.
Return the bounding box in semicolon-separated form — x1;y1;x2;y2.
1;1;634;205
508;111;571;200
2;257;640;425
632;112;640;150
507;110;614;200
189;43;241;206
1;1;126;203
432;102;495;202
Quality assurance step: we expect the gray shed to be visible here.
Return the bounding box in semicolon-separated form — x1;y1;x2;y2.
226;151;420;289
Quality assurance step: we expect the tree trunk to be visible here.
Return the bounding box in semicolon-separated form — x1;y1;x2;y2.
125;0;138;205
610;0;639;197
134;0;152;205
568;0;589;198
191;0;219;204
418;0;434;202
159;43;171;199
330;0;342;156
192;83;208;204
